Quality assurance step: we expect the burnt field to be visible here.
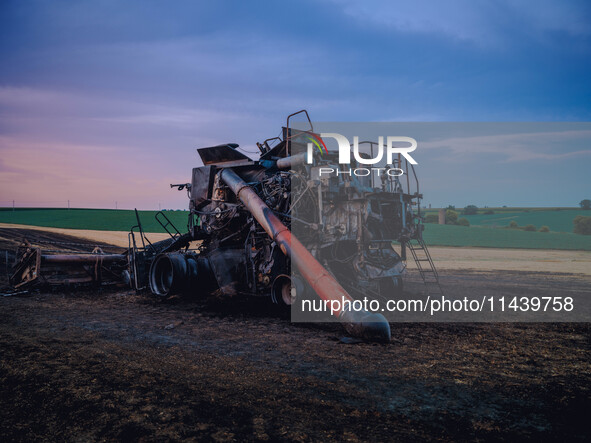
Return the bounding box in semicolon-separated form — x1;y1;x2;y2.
0;229;590;441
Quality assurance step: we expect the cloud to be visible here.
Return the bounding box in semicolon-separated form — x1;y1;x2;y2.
0;84;328;208
1;1;590;208
0;85;267;148
325;0;591;47
0;135;196;209
418;128;591;162
0;86;265;209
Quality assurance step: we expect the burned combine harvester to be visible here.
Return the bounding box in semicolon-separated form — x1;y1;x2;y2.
10;111;441;342
139;111;441;342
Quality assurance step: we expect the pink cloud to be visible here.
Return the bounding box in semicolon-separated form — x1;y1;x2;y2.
0;136;190;210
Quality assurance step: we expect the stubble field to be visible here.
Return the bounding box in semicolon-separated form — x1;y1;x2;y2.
0;227;589;441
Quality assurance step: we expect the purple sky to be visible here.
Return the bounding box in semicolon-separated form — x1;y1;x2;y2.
1;0;590;209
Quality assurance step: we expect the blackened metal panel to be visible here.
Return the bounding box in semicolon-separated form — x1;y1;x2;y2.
191;166;216;209
206;247;246;296
197;144;252;166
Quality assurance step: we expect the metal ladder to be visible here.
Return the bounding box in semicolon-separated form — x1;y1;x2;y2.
155;211;181;241
405;238;443;294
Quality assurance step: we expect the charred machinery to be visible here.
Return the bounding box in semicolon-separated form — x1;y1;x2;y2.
142;111;441;341
9;111;441;342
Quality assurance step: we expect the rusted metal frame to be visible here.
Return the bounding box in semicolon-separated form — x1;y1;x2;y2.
285;110;313;156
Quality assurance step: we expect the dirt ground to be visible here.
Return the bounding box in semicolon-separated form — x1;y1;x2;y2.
0;228;590;441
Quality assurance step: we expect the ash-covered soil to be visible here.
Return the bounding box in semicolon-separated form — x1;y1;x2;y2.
0;229;590;441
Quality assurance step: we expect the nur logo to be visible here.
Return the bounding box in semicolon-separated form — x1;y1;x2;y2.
306;133;418;165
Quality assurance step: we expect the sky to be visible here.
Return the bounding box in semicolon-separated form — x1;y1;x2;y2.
0;0;590;209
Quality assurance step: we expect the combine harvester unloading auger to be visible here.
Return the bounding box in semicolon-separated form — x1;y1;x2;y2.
9;111;442;342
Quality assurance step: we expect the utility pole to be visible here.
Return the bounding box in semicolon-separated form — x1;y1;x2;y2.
115;201;118;210
12;200;15;211
68;200;70;210
159;203;161;211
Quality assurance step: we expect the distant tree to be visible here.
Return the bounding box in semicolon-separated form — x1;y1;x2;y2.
463;205;478;215
524;224;536;231
509;220;518;228
573;216;591;235
539;226;550;232
424;214;439;223
446;205;456;210
484;210;494;215
457;217;470;227
580;199;591;210
446;209;458;225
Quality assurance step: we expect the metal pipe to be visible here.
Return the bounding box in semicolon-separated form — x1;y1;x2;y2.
41;254;126;264
276;153;307;170
220;168;390;342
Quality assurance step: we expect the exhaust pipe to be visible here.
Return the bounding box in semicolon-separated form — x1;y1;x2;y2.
220;168;391;342
276;152;307;170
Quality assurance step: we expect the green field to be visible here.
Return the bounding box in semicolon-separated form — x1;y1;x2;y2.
424;208;589;232
420;207;591;250
422;224;591;251
0;208;190;233
1;207;591;250
462;210;588;232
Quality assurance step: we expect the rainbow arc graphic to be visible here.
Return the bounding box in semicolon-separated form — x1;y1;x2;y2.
306;133;328;156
